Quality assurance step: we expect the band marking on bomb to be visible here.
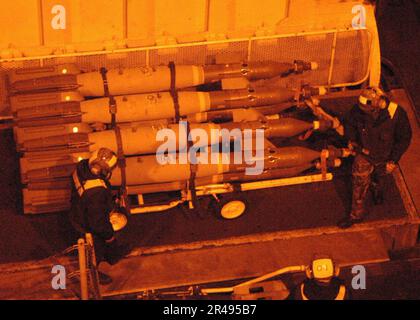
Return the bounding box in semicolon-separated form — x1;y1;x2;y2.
156;121;265;175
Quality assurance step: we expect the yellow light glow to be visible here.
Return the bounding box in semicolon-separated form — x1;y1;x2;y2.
72;127;79;133
62;68;68;74
77;156;83;162
65;95;71;101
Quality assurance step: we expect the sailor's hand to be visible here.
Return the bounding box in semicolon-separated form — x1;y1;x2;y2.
386;161;396;174
348;141;356;150
361;148;370;156
347;141;357;155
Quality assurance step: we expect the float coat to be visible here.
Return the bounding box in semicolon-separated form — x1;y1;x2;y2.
10;61;317;97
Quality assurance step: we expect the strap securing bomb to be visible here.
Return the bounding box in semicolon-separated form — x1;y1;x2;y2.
168;61;181;123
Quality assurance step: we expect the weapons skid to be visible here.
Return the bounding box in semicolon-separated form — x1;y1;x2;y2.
20;145;348;214
6;61;350;216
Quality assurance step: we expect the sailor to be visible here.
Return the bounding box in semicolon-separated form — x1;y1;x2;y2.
338;87;412;229
292;257;348;300
69;147;127;285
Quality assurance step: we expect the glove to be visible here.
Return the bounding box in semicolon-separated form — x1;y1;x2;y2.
348;141;370;156
386;161;396;174
348;141;356;151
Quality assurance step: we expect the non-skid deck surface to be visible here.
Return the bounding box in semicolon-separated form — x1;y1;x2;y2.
100;230;389;296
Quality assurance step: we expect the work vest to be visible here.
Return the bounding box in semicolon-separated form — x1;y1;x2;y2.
300;283;346;300
72;170;107;197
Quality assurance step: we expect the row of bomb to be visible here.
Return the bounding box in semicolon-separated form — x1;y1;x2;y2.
7;60;346;214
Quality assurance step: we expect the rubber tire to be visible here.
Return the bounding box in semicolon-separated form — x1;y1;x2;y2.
208;193;248;220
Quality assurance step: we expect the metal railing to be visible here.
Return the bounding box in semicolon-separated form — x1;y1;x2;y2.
0;28;372;114
74;233;102;300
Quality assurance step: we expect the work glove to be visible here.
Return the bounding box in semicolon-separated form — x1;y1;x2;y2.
348;141;369;156
385;161;396;174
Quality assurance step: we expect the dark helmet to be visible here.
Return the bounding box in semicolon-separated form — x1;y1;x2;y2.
88;148;118;178
305;254;340;284
358;87;387;114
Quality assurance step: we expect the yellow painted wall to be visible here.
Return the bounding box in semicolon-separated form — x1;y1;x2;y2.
0;0;377;58
69;0;124;43
42;0;124;45
208;0;288;33
279;0;367;32
0;0;41;48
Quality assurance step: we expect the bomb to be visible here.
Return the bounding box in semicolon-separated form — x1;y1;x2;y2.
15;86;325;127
19;118;332;155
9;60;318;96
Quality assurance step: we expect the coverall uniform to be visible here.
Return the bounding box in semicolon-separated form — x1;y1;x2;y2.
69;159;120;265
344;100;412;219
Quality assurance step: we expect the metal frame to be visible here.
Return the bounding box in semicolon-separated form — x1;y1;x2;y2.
75;234;102;300
0;28;372;89
77;239;89;300
129;172;333;215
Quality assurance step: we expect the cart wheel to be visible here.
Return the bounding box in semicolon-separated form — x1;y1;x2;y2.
209;195;248;220
109;210;128;232
221;200;246;219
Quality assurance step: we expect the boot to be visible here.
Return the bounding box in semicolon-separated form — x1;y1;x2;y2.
337;200;366;229
337;216;364;229
105;242;133;265
372;187;384;205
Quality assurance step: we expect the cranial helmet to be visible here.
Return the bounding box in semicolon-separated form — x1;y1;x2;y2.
358;87;387;114
306;255;340;283
88;148;118;178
